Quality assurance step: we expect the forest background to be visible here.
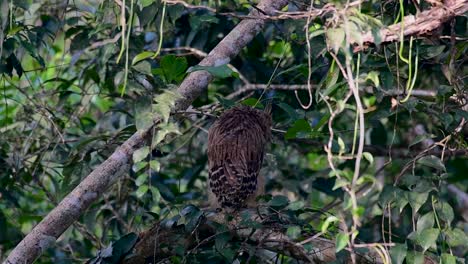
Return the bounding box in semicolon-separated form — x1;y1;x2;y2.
0;0;467;263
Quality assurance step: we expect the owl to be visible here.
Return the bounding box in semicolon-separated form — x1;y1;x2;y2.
208;105;272;211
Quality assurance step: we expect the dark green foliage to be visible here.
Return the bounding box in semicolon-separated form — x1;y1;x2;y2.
0;0;467;263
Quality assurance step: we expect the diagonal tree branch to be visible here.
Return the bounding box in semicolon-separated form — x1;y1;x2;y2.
4;0;288;263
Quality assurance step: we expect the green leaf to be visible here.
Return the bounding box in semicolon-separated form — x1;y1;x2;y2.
421;45;445;59
189;14;219;31
406;251;424;264
332;177;349;190
417;155;446;171
362;152;374;165
441;254;456;264
215;232;231;251
153;103;171;125
20;40;45;67
309;29;325;39
395;190;409;213
269;195;289;208
312;113;331;131
241;98;263;108
135;173;148;186
132;51;154;65
323;64;340;97
133;61;152;75
435;201;454;225
356;174;375;185
184;210;203;233
326;27;345;53
285;119;311;140
240;210;263;229
101;233;138;263
337;137;345;154
335;232;349;253
215;95;236;109
133;160;147;173
414;228;439;252
220;248;235;262
139;0;155;8
133;146;149;163
409;134;435;148
286;226;301;240
187;64;235;79
158;55;188;83
407;191;428;213
152;122;181;147
277;102;299;121
445;228;468;247
136;185;149;198
416;212;434;232
153;181;176;202
307;153;329;171
347;19;363;47
135;111;155;131
365;71;380;87
321;216;339;233
389;243;407;264
269;40;291;58
149;160;160;172
153;89;183;124
287;201;304;211
378;186;395;206
134;97;153;131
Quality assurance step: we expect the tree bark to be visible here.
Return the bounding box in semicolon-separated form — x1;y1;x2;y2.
4;0;288;263
358;0;468;49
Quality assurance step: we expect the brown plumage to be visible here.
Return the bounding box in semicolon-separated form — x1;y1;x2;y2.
208;105;272;211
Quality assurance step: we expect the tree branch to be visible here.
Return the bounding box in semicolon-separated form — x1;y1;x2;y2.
357;0;468;50
120;209;414;264
227;83;439;99
122;210;328;263
4;0;288;263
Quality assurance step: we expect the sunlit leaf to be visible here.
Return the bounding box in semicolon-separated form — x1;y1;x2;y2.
362;152;374;165
326;27;345;53
136;185;149;198
132;51;154;65
335;232;349;253
441;253;456;264
366;71;380;87
133;146;150;163
321;216;339;233
149;160;160;172
445;228;468;247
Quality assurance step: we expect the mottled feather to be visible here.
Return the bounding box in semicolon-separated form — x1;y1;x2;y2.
208;105;271;210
